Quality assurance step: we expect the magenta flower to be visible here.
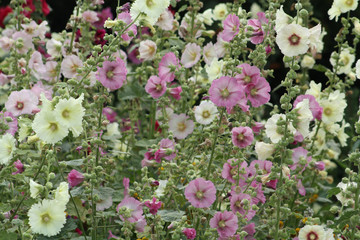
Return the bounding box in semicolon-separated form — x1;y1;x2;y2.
210;211;239;238
117;197;143;223
235;63;261;86
231;127;254;148
249;160;277;189
181;43;201;68
169;86;182;100
102;107;117;123
155;138;176;161
97;58;127;90
247;12;268;44
123;177;130;197
252;122;264;134
159;52;180;82
5;89;39;117
243;223;256;240
145;76;167;99
222;159;248;184
108;230;119;239
184;178;216;208
0;111;18;136
209;76;244;108
117;11;137;41
182;228;196;240
93;7;113;29
293;94;323;120
222;14;240;42
230;193;256;220
67;169;85;187
144;197;162;215
12;160;24;175
245;77;271;107
315;161;325;171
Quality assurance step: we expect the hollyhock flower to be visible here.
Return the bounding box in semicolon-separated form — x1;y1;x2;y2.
117;197;143;223
222;14;240;42
30;179;42;198
203;42;218;65
206;59;224;81
265;114;296;143
0;111;18;136
247;12;268;44
67;169;85;187
255;142;275;161
97;58;127;90
198;9;214;26
82;10;99;23
12;31;34;54
194;100;218;125
46;39;62;58
330;48;355;74
298;225;326;240
28;199;66;237
130;0;170;25
145;76;167;99
156;107;174;124
139;40;157;61
235;63;261;86
0;6;12;28
245;77;271;107
93;7;113;28
181;43;201;68
184;178;216;208
117;11;137;41
308;24;324;53
319;90;347;124
108;230;119;239
169;86;182;100
61;55;83;80
96;195;113;211
54;182;70;206
28;51;46;79
221;159;248;184
210;211;238;238
356;59;360;79
336;181;358;206
31;81;53;101
294;95;323;120
276;23;310;57
328;0;358;21
155;9;174;31
5;89;38;117
144;197;162;215
182;228;196;240
0;36;14;53
179;16;202;39
0;134;16;165
230;193;256;220
168;113;194;139
289;147;311;173
213;3;228;20
159;52;180;82
292;99;313;139
12;160;24;175
103;107;117;123
209;76;244;108
243;223;256;240
215;32;227;58
155;138;176;161
42;61;59;82
231;126;254;148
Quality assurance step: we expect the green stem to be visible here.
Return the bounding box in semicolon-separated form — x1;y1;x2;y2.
69;3;81;54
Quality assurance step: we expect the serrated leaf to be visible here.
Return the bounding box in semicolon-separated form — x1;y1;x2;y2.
66;197;88;222
70;186;85;197
158;210;185;222
327;187;341;198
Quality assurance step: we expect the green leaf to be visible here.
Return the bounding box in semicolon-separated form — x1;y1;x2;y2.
60;159;84;167
135;139;158;147
313;64;328;72
158;210;185;222
66;197;88;222
178;4;188;12
326;187;341;198
0;231;17;240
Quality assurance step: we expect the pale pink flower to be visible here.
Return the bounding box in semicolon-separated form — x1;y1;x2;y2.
235;63;261;86
123;177;130;198
215;32;227;58
209;76;244;108
203;42;218;65
168;113;194;139
103;107;117;123
156;9;174;31
245;77;271;107
139;40;157;61
293;94;323;120
179;18;202;39
243;223;256;240
0;111;18;136
230;193;256;220
61;55;83;80
184;178;216;208
43;61;60;82
0;36;14;52
97;58;127;90
247;12;268;44
116;197;143;223
210;211;238;238
158;52;180;82
222;14;240;42
170;86;182;100
5;90;38;117
117;11;137;41
155;138;176;161
12;31;34;54
0;73;11;85
222;159;248;184
144;197;162;215
289;147;311;173
31;81;53;101
181;43;201;68
67;169;85;187
145;76;167;99
182;228;196;240
231;126;254;148
28;51;46;79
82;10;99;23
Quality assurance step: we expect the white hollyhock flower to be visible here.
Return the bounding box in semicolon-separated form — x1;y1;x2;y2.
255;142;275;160
309;128;326;152
298;225;325;240
305;81;322;100
194;100;218;125
0;133;16;165
328;0;358;21
205;59;224;81
156;107;174;124
213;3;228;21
265;114;296;143
308;24;324;53
276;23;310;57
168;113;194;139
293;99;313;138
130;0;170;25
181;43;201;68
319;90;347;124
275;6;292;33
198;9;214;26
337;120;350;147
60;55;83;80
336;181;358;206
330;48;355;74
30;179;42;199
203;42;218;65
355;59;360;79
28;199;66;237
46;39;62;58
301;55;315;69
139;40;157;61
54;182;70;206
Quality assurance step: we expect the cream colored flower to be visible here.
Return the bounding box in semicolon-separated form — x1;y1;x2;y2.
30;179;42;199
205;59;224;81
330;48;355;74
301;55;315;69
194;100;218;125
265;114;296;143
293;99;313;138
255;142;275;160
213;3;228;21
298;225;325;240
319;90;347;124
276;23;310;57
0;133;16;165
305;81;322;100
54;182;70;206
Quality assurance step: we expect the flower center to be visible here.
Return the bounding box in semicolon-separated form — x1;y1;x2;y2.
324;107;332;116
220;88;230;98
62;109;70;118
218;11;225;19
49;122;58;132
235;200;243;208
342;56;350;66
146;0;154;7
156;84;163;91
345;0;354;6
250;88;258;96
16;101;24;110
202;110;210;119
288;33;301;46
71;64;78;74
218;220;226;228
41;213;51;223
107;70;114;79
244;75;251;83
195;191;204;199
237;133;244;141
230;168;238;176
307;231;318;240
190;51;198;61
25;27;35;35
177;122;186;131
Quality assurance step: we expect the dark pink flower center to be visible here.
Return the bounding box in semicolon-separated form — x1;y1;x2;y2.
237;133;244;141
16;101;24;110
288;33;301;46
306;231;318;240
156;84;163;91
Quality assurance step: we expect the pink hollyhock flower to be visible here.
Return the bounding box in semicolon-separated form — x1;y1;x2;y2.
209;76;244;108
245;77;271;107
117;11;137;41
93;7;113;29
252;122;264;134
315;161;325;171
0;111;18;135
293;94;323;120
31;81;53;101
297;178;306;196
170;86;182;100
182;228;196;240
144;197;162;215
184;178;216;208
168;113;194;139
158;52;180;82
97;58;127;90
156;9;174;31
289;147;311;173
0;72;11;85
82;10;99;23
155;138;176;161
235;63;261;86
117;197;143;223
12;160;24;175
145;76;167;99
247;12;268;44
249;160;277;189
28;51;46;79
265;45;272;55
210;211;238;238
123;177;130;197
103;107;117;123
67;169;85;187
222;159;248;184
5;89;38;117
243;223;256;240
139;40;157;61
231;126;254;148
12;31;34;54
61;54;83;80
230;193;256;220
108;230;119;239
222;14;240;42
203;42;218;65
179;18;202;39
181;43;201;68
